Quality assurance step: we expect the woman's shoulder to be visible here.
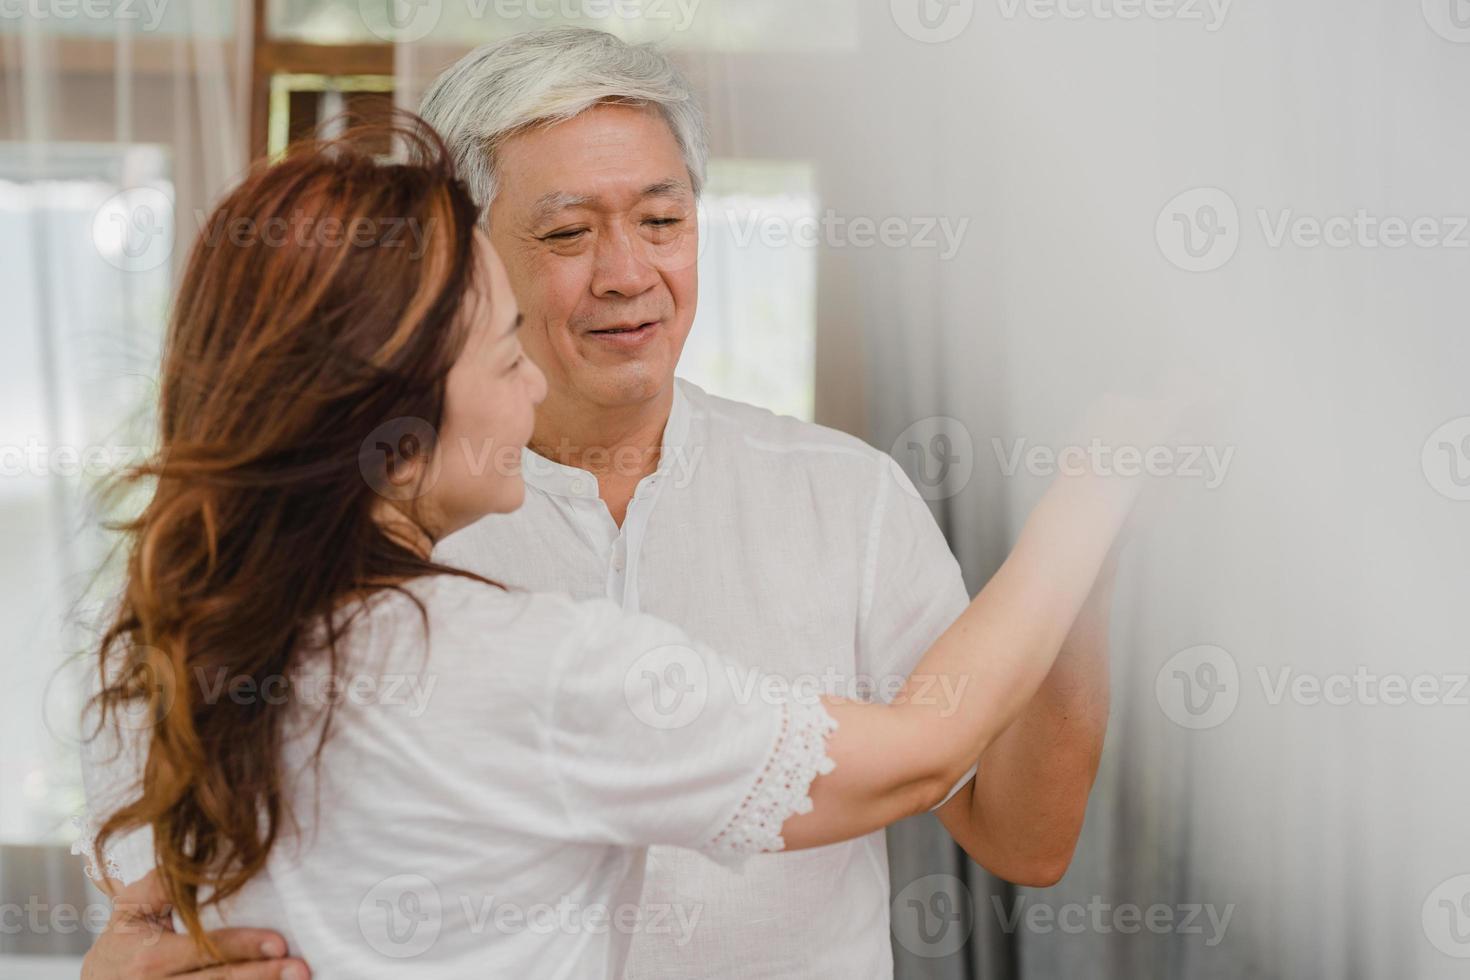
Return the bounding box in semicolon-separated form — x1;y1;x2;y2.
351;575;634;650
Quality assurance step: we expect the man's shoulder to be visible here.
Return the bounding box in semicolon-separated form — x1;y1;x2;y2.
679;378;887;467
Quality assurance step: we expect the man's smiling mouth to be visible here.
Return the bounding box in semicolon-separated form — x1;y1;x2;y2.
588;321;658;336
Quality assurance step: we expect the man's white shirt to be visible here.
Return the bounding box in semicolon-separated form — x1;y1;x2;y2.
436;378;970;979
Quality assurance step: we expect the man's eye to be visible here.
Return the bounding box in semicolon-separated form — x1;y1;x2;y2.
544;228;588;242
645;217;682;228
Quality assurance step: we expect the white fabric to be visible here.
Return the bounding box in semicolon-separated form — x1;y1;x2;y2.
436;378;971;979
77;577;838;979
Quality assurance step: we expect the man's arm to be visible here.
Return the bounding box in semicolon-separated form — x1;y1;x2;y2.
935;546;1118;886
82;871;308;980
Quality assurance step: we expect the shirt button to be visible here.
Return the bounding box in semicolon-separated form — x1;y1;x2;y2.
570;479;587;495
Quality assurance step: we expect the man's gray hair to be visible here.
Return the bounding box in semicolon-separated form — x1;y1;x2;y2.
418;27;708;213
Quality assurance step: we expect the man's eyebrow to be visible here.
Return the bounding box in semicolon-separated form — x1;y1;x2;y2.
640;178;691;200
528;180;692;226
529;191;593;226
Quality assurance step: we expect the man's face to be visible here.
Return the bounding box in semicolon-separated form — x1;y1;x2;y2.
486;102;699;414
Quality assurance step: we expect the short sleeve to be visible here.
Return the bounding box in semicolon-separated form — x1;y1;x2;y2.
857;457;976;805
857;456;971;686
544;599;838;864
75;698;155;886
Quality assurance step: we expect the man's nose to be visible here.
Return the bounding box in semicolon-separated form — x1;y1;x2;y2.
590;224;660;299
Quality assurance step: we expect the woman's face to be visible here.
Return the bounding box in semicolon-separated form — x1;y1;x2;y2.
418;234;547;539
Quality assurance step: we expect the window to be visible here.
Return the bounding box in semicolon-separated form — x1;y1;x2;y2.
684;160;818;420
0;142;172;845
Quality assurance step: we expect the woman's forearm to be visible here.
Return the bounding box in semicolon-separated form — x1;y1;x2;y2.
781;468;1138;851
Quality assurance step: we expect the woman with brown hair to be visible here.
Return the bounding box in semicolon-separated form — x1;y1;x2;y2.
80;115;1149;977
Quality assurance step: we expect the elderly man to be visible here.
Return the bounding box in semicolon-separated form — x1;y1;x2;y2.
82;26;1113;980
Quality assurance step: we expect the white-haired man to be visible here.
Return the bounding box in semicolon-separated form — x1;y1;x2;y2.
83;26;1114;980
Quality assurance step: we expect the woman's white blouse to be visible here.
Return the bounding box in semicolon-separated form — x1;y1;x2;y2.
78;575;838;979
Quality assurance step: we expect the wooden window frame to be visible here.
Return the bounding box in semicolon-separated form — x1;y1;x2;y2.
249;0;395;160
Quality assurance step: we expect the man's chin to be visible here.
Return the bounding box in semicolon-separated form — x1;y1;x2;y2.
572;364;674;410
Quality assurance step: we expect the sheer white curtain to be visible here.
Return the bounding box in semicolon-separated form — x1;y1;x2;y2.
0;2;249;966
759;3;1468;979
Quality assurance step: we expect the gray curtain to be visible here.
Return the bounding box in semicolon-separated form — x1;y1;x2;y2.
858;2;1470;975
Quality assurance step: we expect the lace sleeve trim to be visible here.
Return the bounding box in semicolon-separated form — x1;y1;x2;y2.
71;809;121;883
703;698;838;864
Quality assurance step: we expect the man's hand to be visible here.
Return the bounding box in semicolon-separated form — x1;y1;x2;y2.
83;871;309;980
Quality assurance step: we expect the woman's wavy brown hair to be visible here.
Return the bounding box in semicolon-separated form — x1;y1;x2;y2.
89;113;493;948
